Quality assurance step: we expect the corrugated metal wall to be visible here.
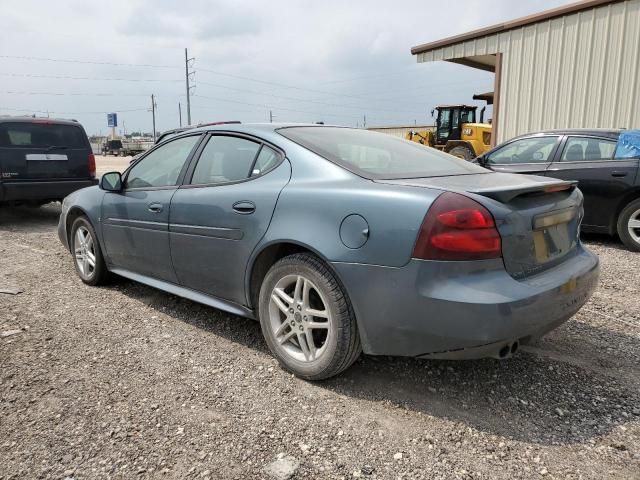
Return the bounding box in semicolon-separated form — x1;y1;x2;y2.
417;0;640;142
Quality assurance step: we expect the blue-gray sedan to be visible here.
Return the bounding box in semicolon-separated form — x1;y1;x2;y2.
58;124;599;379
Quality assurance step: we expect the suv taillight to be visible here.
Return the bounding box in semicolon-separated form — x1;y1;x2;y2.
413;192;502;261
88;153;96;178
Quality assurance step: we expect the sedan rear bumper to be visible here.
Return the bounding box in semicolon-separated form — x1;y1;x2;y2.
332;246;599;358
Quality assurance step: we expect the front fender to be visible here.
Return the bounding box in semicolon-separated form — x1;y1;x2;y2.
60;186;106;249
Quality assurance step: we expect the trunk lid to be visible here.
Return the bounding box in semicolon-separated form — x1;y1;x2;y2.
0;121;92;180
378;172;583;279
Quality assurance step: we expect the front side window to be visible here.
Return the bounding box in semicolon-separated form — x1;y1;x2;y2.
278;127;487;179
125;135;200;189
190;136;260;185
488;136;558;164
560;137;616;162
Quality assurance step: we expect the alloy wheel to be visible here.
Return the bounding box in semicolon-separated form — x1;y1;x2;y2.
268;274;332;362
628;208;640;244
74;226;96;278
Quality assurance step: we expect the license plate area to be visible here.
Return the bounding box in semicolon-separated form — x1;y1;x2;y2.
532;208;576;263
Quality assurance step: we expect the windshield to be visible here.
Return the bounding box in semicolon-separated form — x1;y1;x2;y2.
278;126;486;179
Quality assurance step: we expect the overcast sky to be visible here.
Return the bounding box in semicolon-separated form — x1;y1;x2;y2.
0;0;576;136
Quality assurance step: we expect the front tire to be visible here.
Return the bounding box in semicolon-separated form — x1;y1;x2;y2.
258;253;361;380
70;216;109;285
448;145;475;161
617;199;640;252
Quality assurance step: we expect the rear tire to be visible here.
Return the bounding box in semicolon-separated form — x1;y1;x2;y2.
617;198;640;252
70;216;109;285
448;145;475;160
258;253;361;380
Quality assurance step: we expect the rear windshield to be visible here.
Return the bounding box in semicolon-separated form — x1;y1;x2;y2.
0;122;88;149
278;126;487;179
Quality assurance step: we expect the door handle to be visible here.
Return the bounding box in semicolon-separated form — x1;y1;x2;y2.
232;201;256;215
148;203;163;213
611;171;628;177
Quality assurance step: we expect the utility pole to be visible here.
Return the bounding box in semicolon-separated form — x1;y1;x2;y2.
179;102;182;127
269;110;273;123
151;94;157;142
185;48;195;126
363;115;366;128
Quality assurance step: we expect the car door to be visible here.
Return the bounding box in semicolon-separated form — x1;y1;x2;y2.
545;135;638;230
169;134;291;305
101;134;203;282
482;135;561;175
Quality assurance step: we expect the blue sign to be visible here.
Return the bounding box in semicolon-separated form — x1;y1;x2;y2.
107;113;118;128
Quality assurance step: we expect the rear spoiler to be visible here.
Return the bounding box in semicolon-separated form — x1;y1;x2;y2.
469;180;577;203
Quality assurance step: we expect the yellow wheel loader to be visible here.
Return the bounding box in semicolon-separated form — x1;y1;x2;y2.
406;103;492;160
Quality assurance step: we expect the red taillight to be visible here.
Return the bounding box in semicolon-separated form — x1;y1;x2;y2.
88;153;96;178
413;192;502;261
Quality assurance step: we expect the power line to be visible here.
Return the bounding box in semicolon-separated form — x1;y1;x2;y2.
196;80;427;115
0;106;150;115
0;72;182;83
0;54;486;109
196;67;488;109
192;94;361;121
317;65;420;85
3;91;158;97
196;67;415;106
0;54;179;69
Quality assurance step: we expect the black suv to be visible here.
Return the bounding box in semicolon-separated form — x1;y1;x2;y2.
0;117;97;205
476;129;640;251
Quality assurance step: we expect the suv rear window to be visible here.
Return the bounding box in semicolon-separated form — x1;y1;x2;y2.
278;126;486;179
0;122;87;148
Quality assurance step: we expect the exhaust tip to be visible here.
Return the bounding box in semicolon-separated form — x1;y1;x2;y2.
498;345;511;358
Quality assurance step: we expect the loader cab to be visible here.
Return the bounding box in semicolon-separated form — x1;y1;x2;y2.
434;105;477;145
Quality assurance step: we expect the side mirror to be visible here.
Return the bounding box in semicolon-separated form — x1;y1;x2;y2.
100;171;123;192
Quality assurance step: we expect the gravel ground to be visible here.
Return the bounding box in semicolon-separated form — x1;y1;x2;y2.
1;203;639;480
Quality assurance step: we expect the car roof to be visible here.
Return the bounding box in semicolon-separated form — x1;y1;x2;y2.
513;128;622;140
190;122;339;134
0;116;81;126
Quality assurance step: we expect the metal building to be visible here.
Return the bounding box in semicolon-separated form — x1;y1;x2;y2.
367;124;434;138
411;0;640;144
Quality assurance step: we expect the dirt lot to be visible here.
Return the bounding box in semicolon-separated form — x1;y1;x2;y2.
1;202;639;480
94;155;131;177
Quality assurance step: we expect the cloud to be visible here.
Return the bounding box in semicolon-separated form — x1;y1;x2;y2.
0;0;577;134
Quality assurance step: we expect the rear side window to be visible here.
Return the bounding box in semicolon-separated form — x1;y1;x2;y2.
251;146;282;176
487;136;558;164
560;137;616;161
191;136;260;185
0;122;87;148
278;127;485;179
